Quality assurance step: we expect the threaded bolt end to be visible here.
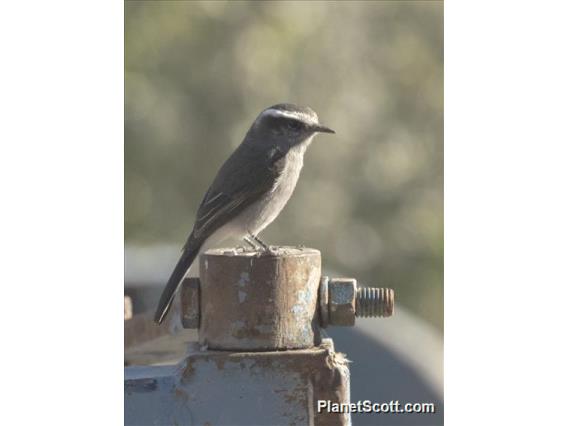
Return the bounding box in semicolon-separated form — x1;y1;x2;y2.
356;287;394;318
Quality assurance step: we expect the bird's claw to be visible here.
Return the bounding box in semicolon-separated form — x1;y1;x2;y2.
252;234;270;250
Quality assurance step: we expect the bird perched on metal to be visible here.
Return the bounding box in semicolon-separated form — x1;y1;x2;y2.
154;103;335;324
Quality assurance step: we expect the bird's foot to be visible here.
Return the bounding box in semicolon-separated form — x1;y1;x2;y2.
251;234;271;252
242;236;258;252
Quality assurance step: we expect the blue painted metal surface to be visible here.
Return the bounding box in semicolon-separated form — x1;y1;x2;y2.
125;343;350;426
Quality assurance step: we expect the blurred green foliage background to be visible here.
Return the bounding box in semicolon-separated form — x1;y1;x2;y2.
125;1;443;329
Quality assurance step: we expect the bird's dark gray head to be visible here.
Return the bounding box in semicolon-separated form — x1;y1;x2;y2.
248;103;335;149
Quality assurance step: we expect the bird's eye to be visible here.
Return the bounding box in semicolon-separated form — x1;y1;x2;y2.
287;120;302;131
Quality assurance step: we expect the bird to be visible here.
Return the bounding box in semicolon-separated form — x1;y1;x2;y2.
154;103;335;324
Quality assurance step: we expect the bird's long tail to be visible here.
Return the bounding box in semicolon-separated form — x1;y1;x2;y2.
154;238;202;324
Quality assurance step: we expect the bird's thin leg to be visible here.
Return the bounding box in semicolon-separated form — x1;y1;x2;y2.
243;236;258;250
251;234;270;251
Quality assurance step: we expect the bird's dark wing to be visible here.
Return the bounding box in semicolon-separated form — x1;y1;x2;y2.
188;144;286;244
156;144;286;324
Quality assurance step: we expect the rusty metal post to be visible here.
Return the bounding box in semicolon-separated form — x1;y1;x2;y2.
125;247;395;426
199;247;322;350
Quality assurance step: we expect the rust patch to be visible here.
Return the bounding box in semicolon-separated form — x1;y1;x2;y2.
171;346;349;426
325;350;350;370
174;387;190;403
181;358;196;381
214;357;226;370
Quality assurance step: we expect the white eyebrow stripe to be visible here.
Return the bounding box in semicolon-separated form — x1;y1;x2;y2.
260;108;317;124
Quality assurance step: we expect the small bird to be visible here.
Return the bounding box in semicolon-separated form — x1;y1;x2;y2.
154;103;335;324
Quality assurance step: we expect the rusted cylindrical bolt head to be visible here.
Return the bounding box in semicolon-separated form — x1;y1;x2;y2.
180;277;200;329
199;248;322;350
356;287;394;318
328;278;357;326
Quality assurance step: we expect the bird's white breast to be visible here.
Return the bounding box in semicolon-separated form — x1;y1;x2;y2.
203;138;312;253
244;140;310;236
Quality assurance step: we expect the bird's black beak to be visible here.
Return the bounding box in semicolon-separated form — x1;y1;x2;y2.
313;124;335;134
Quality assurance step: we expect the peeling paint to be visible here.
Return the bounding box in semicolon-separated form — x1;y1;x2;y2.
237;272;249;287
174;387;190;402
214;357;226;370
182;358;196;381
291;304;304;315
126;343;350;426
300;323;312;342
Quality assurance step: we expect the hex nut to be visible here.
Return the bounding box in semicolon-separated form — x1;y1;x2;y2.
328;278;357;326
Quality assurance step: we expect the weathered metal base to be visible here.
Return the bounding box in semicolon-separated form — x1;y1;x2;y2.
125;339;350;426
